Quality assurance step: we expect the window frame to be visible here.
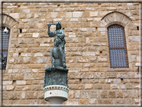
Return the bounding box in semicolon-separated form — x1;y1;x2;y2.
107;24;129;68
0;27;10;70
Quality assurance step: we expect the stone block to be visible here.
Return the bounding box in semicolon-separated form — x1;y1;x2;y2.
40;44;50;46
98;37;107;42
9;58;15;64
24;74;34;80
100;90;107;98
54;18;62;21
108;91;116;98
70;52;82;56
32;80;40;85
79;99;88;104
34;53;43;57
82;52;95;56
66;12;73;18
21;53;32;57
22;70;31;73
69;84;84;90
106;72;117;78
26;91;37;99
73;12;82;17
6;85;14;91
77;57;89;63
89;98;97;104
103;84;110;90
15;86;24;91
34;73;44;80
98;56;108;62
8;69;19;73
23;57;31;64
89;91;98;98
90;11;98;17
22;86;31;91
117;72;128;78
10;13;19;19
131;90;139;98
51;12;58;18
80;91;89;98
26;80;32;85
36;57;47;64
74;90;80;99
10;92;21;100
26;64;42;69
86;18;93;22
13;53;19;57
12;74;24;80
123;91;131;98
38;91;44;99
114;98;125;104
82;12;89;18
23;9;30;13
16;80;26;85
134;99;140;104
120;84;126;90
94;84;103;89
95;72;105;78
116;91;123;98
129;36;139;42
27;13;33;18
113;79;121;83
102;99;113;104
31;85;41;91
99;11;109;16
111;84;119;90
3;81;13;85
33;33;39;38
125;83;133;89
85;84;93;90
68;90;75;99
80;28;87;32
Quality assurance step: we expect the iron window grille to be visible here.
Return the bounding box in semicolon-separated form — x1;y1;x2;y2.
107;24;129;68
0;27;10;69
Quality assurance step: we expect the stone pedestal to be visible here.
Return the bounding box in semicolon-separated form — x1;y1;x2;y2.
43;85;69;106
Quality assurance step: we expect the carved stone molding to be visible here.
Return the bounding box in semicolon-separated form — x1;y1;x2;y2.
43;85;69;101
1;13;18;28
43;85;69;93
101;11;132;27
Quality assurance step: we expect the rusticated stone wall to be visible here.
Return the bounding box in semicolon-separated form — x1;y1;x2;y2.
2;3;141;105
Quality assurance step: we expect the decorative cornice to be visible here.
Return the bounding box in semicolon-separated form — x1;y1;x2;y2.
43;85;69;93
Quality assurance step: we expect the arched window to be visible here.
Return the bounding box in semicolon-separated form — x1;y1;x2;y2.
0;27;10;69
108;24;129;68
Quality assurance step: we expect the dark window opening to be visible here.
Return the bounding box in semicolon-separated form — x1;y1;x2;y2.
20;29;22;33
0;27;10;69
137;26;139;30
108;24;129;68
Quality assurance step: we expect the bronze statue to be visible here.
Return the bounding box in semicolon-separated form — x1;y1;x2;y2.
47;21;67;69
44;21;68;87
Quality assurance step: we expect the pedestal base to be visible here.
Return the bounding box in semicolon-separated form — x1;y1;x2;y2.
43;85;69;106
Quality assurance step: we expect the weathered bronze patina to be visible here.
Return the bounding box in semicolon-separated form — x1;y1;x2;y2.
44;21;68;87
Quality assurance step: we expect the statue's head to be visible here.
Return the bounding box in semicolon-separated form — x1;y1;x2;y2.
56;21;62;30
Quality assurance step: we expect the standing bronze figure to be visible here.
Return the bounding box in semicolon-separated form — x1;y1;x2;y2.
44;21;68;87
